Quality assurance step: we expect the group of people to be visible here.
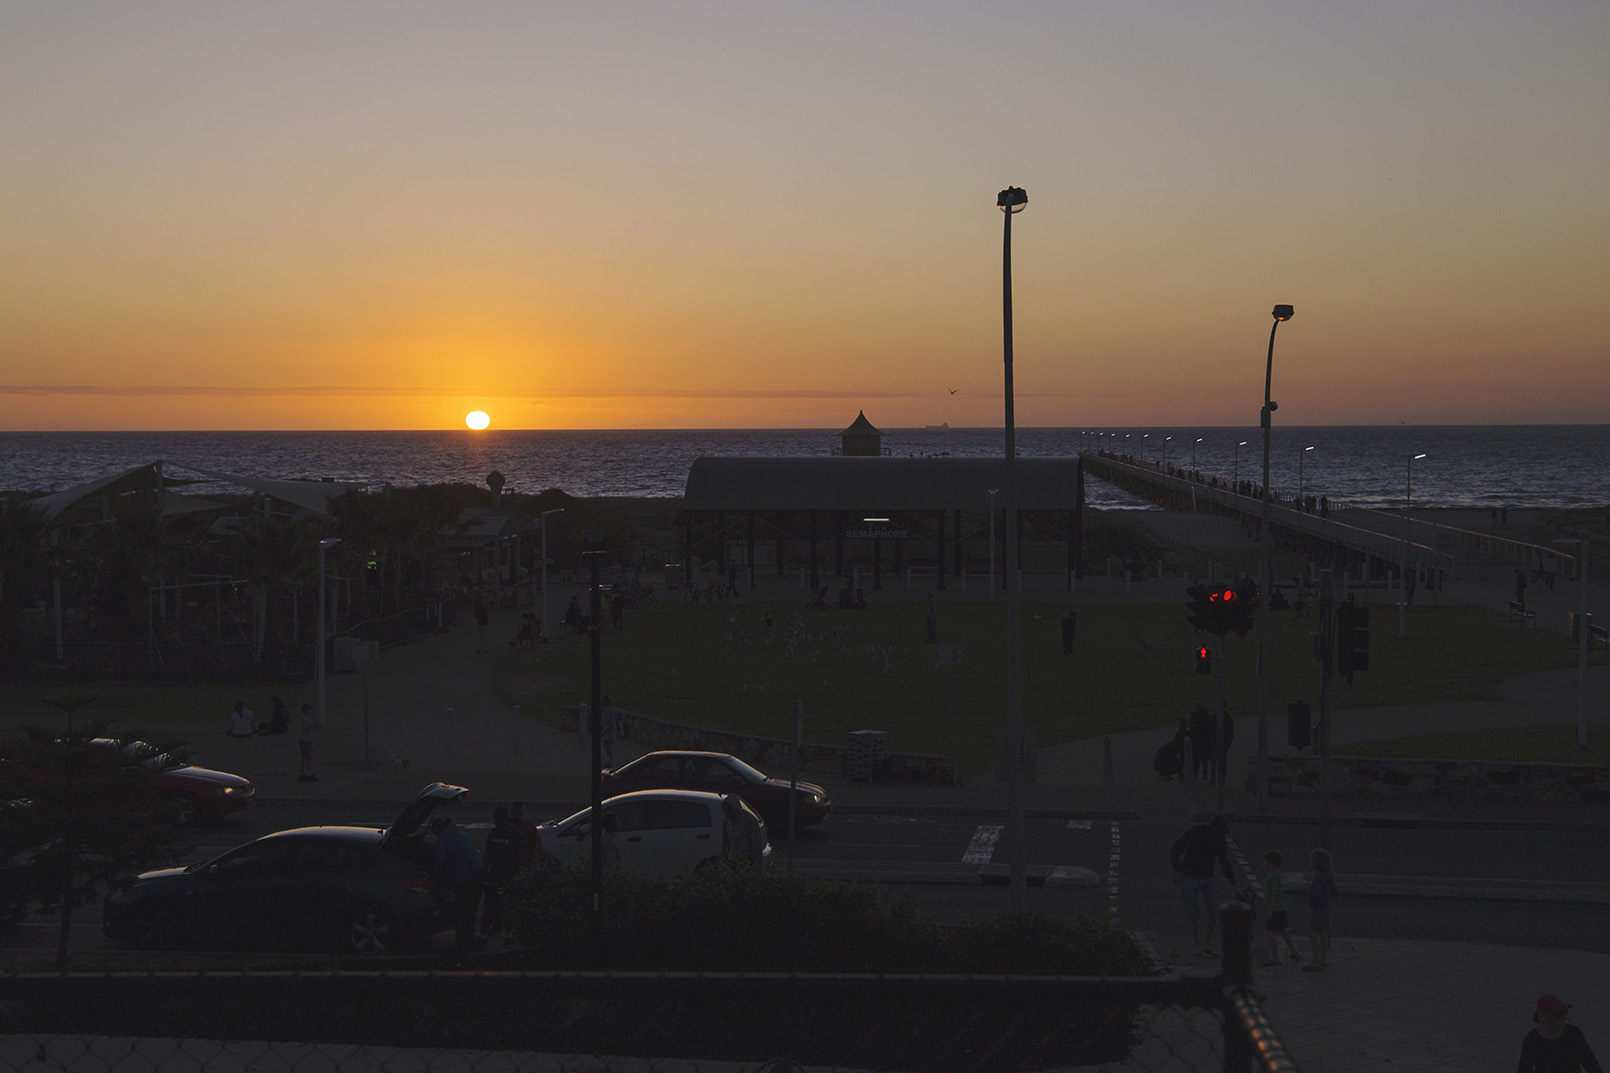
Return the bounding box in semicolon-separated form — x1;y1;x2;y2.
1154;700;1233;782
429;802;545;949
224;696;321;782
1169;815;1333;972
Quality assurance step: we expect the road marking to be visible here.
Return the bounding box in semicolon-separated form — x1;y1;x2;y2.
961;824;1002;865
1106;820;1122;927
1066;819;1092;829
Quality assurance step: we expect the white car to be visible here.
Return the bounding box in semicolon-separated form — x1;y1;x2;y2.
539;790;772;877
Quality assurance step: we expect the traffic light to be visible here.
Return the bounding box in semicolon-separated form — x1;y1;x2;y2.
1195;644;1212;675
1186;583;1239;635
1336;601;1370;682
1225;578;1259;638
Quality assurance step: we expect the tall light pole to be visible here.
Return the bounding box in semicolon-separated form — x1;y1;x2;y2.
1553;537;1591;749
1299;445;1315;502
539;507;565;640
1258;304;1294;812
1163;435;1173;469
997;183;1028;907
1235;440;1248;486
987;488;999;601
1401;453;1426;637
317;537;341;728
1192;437;1203;470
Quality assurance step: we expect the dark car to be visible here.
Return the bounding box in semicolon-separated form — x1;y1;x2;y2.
103;782;468;955
0;738;253;826
601;750;830;828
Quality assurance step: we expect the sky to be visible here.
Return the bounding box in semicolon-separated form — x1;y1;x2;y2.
2;1;1607;432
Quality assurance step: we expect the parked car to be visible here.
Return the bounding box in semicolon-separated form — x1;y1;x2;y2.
0;738;253;826
539;790;772;877
103;782;468;955
600;750;830;828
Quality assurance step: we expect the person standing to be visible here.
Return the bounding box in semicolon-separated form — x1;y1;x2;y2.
432;815;484;949
1518;994;1601;1073
1302;847;1337;971
510;801;543;865
473;594;491;654
1259;851;1303;966
480;805;523;940
297;703;318;782
1169;815;1240;957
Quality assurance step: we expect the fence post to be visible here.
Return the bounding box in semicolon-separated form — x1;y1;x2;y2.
1220;900;1254;1072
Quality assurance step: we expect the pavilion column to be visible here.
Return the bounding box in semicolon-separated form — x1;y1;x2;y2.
682;512;694;589
746;511;756;590
935;509;946;591
835;510;845;577
809;511;820;590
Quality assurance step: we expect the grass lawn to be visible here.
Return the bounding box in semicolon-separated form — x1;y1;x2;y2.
492;598;1592;777
1344;725;1610;765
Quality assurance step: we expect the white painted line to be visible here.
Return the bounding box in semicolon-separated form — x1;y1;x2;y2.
1106;820;1122;927
1047;866;1102;887
961;824;1003;865
1066;819;1093;829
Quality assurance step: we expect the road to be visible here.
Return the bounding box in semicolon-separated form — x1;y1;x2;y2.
6;800;1608;960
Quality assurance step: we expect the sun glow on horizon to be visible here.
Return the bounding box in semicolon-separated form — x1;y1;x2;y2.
465;410;490;430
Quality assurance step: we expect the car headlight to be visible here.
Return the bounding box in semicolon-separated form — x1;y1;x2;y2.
215;786;235;796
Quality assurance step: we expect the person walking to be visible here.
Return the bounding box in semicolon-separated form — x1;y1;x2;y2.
296;703;318;782
1302;847;1337;971
1518;994;1601;1073
1169;815;1241;958
1259;851;1303;966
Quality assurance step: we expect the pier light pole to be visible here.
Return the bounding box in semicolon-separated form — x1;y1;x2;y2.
1552;537;1591;749
997;184;1028;908
317;537;341;728
1192;437;1203;470
539;507;565;640
1258;304;1294;812
1164;435;1173;469
1235;440;1248;487
1299;445;1315;502
1401;453;1426;637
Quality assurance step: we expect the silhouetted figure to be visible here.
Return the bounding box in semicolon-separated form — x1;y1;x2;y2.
257;695;289;736
1518;994;1599;1073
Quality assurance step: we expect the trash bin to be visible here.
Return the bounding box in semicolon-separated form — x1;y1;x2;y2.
846;730;888;782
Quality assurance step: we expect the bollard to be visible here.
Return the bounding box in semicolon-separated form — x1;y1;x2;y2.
1102;735;1114;783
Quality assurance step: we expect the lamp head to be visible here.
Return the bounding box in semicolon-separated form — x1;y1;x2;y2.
1272;304;1294;321
1413;453;1427;461
997;186;1028;214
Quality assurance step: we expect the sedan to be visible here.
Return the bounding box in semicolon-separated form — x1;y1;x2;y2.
601;751;830;828
0;738;253;826
104;782;467;955
540;790;772;877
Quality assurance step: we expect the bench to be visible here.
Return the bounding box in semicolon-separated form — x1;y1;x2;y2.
1508;600;1536;628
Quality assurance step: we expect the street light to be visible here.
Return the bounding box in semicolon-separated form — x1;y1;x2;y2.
997;183;1028;907
1163;435;1173;469
539;508;565;640
1192;437;1203;470
317;537;341;729
1299;445;1315;502
1401;453;1427;636
1552;537;1591;749
1257;303;1294;812
1235;440;1248;487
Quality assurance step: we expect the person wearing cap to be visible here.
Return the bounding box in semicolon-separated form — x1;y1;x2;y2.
1518;994;1601;1073
1169;815;1242;958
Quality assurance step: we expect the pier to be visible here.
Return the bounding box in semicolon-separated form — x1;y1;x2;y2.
1079;451;1580;587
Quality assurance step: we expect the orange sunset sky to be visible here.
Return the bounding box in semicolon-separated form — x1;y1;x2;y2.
2;3;1607;432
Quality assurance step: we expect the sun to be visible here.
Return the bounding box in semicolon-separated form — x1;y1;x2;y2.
465;410;490;431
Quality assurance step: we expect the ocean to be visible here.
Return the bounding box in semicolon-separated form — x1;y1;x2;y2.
3;426;1607;512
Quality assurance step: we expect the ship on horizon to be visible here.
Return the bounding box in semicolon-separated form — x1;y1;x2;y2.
924;422;950;430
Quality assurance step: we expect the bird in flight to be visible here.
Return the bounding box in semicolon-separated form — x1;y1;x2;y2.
948;388;958;395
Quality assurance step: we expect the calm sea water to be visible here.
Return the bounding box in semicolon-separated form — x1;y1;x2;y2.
3;426;1607;511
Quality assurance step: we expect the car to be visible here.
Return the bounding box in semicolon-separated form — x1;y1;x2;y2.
600;750;830;829
0;738;254;826
103;782;469;955
539;790;772;877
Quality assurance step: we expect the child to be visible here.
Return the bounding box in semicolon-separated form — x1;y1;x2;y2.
1260;852;1302;966
1302;848;1337;971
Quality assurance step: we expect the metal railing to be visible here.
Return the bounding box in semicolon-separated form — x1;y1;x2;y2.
0;906;1295;1073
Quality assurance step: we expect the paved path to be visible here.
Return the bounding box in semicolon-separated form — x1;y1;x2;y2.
173;569;1609;1073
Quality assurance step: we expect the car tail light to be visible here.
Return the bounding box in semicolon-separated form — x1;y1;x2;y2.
398;875;436;892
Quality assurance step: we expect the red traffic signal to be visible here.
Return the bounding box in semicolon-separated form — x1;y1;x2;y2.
1195;645;1212;675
